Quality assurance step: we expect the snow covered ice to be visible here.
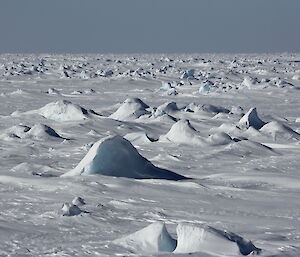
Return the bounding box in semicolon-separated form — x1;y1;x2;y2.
62;135;186;180
0;53;300;256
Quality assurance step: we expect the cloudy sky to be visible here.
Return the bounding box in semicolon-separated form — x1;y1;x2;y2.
1;0;299;53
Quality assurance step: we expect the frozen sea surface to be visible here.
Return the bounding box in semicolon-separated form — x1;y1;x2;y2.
0;53;300;256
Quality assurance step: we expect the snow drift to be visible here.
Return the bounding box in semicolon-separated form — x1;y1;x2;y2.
62;135;186;180
113;222;176;253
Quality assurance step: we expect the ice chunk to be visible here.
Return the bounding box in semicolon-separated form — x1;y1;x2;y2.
160;81;176;91
47;88;60;95
199;83;211;94
181;69;195;79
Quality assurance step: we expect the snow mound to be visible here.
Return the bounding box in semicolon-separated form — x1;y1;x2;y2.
157;101;180;114
124;132;157;145
47;88;60;95
181;69;195;79
212;123;241;135
39;100;88;121
1;124;63;140
114;222;176;253
160;81;176;91
149;107;177;121
62;135;186;180
239;108;265;130
241;76;259;88
201;104;230;114
162;119;204;145
206;132;233;146
231;106;244;115
175;224;261;256
61;203;83;216
224;139;276;156
185;102;203;113
109;98;150;121
72;197;86;206
260;121;300;141
1;125;30;139
292;74;300;80
26;124;63;140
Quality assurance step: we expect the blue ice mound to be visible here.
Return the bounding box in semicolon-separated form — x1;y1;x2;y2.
62;135;186;180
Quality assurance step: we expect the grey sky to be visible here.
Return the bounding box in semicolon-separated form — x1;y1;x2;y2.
0;0;299;53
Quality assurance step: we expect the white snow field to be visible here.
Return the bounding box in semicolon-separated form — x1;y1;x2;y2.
0;53;300;256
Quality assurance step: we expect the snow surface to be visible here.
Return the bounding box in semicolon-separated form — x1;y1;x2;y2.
0;53;300;256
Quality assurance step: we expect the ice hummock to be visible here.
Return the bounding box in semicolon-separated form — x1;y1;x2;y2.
114;222;261;255
109;98;150;121
1;123;64;140
27;124;63;140
113;222;176;253
239;107;265;130
38;100;89;121
61;203;83;216
62;135;186;180
161;119;204;145
260;121;300;141
175;224;261;255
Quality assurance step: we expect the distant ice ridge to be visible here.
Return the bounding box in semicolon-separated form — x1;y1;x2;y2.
114;222;261;255
62;135;186;180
